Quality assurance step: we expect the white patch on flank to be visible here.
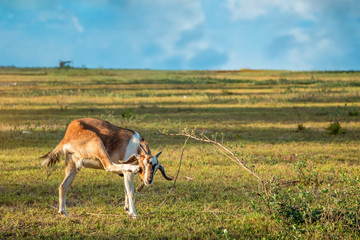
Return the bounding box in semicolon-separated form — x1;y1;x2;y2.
123;132;140;162
63;143;73;153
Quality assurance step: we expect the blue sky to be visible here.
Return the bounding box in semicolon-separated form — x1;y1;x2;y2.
1;0;359;70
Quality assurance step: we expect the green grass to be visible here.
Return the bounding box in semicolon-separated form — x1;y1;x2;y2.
1;67;360;239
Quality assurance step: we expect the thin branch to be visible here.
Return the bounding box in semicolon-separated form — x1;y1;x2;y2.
160;129;268;196
145;188;175;216
45;165;57;182
198;210;224;229
104;200;125;212
86;212;128;217
173;136;190;186
144;136;190;216
214;145;240;165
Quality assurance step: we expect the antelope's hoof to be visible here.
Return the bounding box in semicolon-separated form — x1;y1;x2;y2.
59;210;69;217
129;213;139;219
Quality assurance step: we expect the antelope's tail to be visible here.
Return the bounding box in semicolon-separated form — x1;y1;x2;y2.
40;144;64;167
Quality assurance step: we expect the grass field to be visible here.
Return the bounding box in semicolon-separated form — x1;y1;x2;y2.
1;67;359;239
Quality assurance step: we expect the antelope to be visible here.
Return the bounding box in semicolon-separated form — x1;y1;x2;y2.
41;118;173;218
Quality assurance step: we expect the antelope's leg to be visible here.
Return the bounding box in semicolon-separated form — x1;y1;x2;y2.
124;188;129;212
123;172;138;218
120;173;129;212
59;155;78;216
79;135;140;174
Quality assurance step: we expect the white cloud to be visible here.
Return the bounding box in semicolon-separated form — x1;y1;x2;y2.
111;0;218;68
154;1;206;59
35;7;84;33
227;0;267;20
227;0;360;22
288;28;309;43
268;28;342;70
1;0;358;70
71;16;84;33
285;37;338;69
226;0;315;21
226;0;360;70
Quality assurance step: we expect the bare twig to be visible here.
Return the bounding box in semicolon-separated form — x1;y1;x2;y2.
86;212;128;217
144;136;190;216
45;165;57;182
145;188;175;216
104;200;125;212
160;129;268;196
173;136;190;185
198;210;224;229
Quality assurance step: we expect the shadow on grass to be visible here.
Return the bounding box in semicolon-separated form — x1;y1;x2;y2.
0;124;359;153
0;176;252;239
1;171;249;217
0;104;358;123
0;104;359;152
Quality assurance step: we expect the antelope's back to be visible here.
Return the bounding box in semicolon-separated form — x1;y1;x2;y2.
71;118;136;158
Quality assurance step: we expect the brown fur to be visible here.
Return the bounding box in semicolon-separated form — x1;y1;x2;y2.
41;118;149;169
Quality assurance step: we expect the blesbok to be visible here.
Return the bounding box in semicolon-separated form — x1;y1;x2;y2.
41;118;173;218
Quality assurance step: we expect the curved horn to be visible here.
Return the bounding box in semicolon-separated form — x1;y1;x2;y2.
121;154;138;164
155;151;162;158
139;144;148;155
158;164;173;181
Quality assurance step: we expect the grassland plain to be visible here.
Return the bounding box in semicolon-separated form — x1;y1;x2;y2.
0;67;360;239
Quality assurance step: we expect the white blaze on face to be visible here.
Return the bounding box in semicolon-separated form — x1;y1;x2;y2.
143;156;159;185
143;159;150;182
123;132;140;162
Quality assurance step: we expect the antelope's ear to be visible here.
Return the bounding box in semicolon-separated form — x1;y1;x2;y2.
122;154;139;164
139;145;148;155
155;151;162;158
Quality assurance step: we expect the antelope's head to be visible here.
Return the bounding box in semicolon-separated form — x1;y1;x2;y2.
123;145;173;186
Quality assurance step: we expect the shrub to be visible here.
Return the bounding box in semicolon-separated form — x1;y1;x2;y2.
296;123;306;132
327;122;342;135
121;109;134;120
348;108;359;116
